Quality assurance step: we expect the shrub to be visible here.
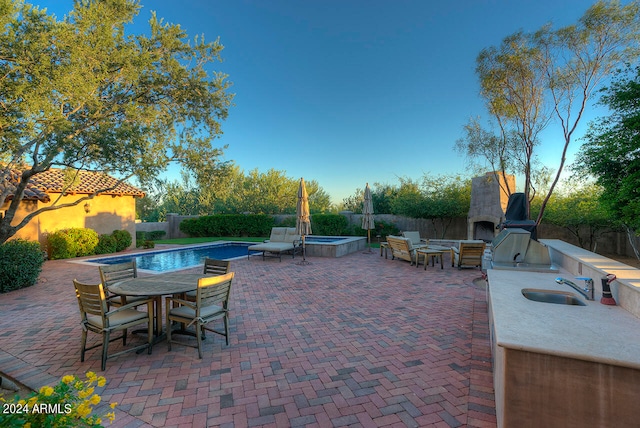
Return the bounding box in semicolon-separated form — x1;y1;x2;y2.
0;240;45;293
142;240;155;249
111;230;132;252
146;230;166;241
0;371;117;427
375;220;400;240
94;234;118;254
48;228;99;259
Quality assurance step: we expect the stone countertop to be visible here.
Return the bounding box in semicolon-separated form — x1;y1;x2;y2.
487;268;640;370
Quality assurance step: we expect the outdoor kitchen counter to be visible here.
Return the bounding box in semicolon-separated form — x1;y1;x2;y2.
487;268;640;370
488;268;640;426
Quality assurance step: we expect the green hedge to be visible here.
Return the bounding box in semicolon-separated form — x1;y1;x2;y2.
146;230;166;240
0;240;45;293
48;228;132;259
180;214;275;237
277;217;296;227
136;230;165;247
179;214;364;237
47;228;99;259
310;214;350;236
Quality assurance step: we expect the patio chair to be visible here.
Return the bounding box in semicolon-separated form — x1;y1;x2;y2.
185;258;231;300
386;235;419;265
166;272;235;359
73;279;153;371
402;231;429;249
451;240;486;269
99;260;149;307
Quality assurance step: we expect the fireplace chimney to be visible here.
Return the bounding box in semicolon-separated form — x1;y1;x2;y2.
468;172;514;241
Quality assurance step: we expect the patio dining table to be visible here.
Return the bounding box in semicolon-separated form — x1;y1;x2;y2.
109;273;209;337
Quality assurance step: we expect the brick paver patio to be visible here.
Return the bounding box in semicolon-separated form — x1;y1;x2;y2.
0;249;496;427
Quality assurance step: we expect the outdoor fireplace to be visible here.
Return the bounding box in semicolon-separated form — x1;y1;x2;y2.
467;172;514;241
474;221;496;242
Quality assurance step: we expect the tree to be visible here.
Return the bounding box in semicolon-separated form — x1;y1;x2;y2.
421;174;471;238
340;182;396;214
0;0;233;243
457;0;640;223
476;30;550;212
341;174;470;238
389;177;425;218
148;167;333;216
220;168;331;214
576;64;640;257
536;184;612;251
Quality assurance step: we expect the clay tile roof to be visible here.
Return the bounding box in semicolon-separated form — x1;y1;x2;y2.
1;168;145;202
1;170;51;202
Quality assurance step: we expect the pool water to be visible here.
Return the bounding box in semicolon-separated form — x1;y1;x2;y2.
88;243;251;273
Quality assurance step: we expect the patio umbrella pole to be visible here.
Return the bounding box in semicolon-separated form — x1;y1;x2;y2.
297;235;310;265
362;183;375;254
296;178;312;266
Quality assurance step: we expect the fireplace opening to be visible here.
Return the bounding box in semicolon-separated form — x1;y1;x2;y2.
473;221;496;242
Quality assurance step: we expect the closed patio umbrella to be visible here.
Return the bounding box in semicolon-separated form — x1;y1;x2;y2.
296;177;312;263
361;183;375;253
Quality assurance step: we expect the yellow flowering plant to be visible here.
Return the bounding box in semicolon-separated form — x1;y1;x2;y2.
0;372;117;427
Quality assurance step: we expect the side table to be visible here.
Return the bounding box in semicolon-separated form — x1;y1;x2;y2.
416;248;444;270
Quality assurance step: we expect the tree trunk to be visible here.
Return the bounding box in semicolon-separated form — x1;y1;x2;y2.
625;225;640;260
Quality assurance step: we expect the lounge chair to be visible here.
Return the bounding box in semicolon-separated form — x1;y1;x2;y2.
451;240;486;269
247;227;302;261
402;231;428;249
386;235;419;265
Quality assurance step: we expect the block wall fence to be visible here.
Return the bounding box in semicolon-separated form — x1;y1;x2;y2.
135;212;639;259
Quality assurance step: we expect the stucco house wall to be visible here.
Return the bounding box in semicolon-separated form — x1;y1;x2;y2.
2;169;143;250
6;194;137;247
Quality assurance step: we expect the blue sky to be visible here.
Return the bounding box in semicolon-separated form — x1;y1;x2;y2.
38;0;612;204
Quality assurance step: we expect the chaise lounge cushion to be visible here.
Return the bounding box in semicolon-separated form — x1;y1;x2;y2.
248;227;301;260
249;241;297;253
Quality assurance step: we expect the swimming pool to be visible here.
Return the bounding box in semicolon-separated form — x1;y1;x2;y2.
84;242;251;273
79;236;368;272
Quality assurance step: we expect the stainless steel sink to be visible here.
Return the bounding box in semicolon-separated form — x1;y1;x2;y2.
521;288;587;306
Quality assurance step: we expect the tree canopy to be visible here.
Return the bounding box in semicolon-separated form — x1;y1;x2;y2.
577;64;640;237
534;184;611;251
0;0;233;243
457;0;640;224
138;167;332;220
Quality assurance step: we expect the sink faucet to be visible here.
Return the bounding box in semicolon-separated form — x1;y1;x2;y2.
555;277;594;301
